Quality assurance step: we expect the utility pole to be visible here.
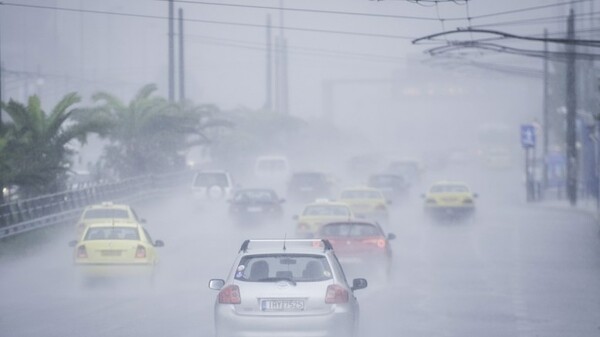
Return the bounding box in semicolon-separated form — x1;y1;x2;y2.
168;0;175;102
178;8;185;103
566;9;578;206
265;14;272;112
0;3;3;127
278;0;289;115
543;29;549;189
282;38;289;115
274;37;281;113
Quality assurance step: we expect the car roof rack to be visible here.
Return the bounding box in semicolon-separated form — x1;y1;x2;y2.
239;239;333;253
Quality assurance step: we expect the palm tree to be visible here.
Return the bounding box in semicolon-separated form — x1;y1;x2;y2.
0;93;104;197
81;84;231;178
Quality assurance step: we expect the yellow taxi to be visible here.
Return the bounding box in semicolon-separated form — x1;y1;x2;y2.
293;200;354;238
423;181;477;219
75;202;144;238
338;187;389;222
69;222;164;282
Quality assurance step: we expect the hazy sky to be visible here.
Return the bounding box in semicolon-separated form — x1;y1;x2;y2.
1;0;594;158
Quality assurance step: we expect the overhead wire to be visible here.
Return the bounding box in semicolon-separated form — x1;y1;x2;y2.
155;0;443;21
0;2;415;40
187;34;405;64
471;11;600;29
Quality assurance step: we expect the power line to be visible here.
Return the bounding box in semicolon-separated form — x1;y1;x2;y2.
155;0;444;21
425;41;600;61
471;11;600;29
0;2;414;40
159;0;590;23
413;28;600;48
468;0;591;20
187;34;405;63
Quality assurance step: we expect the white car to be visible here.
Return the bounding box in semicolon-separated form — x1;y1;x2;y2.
209;239;367;337
191;170;235;200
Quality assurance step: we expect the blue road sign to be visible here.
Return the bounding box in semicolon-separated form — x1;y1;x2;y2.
521;124;536;148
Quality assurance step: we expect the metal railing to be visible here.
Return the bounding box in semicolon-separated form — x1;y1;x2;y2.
0;170;193;239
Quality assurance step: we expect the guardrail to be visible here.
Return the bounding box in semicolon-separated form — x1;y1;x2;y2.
0;170;193;239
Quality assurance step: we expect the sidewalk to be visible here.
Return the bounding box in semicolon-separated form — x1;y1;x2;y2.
534;196;600;223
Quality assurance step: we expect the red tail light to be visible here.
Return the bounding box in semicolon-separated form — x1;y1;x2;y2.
325;284;349;304
298;223;309;231
362;238;386;248
77;245;88;258
218;285;241;304
135;245;147;258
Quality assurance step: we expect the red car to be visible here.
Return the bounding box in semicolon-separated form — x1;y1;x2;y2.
318;221;395;280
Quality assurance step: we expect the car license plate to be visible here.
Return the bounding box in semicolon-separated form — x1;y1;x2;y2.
101;250;122;257
247;206;263;212
260;299;305;312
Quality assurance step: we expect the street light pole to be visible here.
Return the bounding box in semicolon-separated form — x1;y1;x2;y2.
543;29;549;189
566;9;578;206
168;0;175;103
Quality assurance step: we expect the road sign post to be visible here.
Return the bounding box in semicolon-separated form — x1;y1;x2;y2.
521;124;537;201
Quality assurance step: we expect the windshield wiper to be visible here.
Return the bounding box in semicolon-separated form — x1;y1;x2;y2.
257;277;297;286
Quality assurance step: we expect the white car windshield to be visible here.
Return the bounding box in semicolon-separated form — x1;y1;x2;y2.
235;254;333;282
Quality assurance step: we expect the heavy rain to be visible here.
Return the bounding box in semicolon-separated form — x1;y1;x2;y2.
1;1;600;337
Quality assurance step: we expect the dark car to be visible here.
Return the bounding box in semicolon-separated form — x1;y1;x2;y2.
287;172;334;203
318;221;395;281
228;189;285;223
367;173;410;202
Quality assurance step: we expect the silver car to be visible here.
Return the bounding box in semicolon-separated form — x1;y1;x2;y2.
208;239;368;337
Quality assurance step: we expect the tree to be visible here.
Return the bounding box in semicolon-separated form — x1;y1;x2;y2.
79;84;231;178
0;93;104;197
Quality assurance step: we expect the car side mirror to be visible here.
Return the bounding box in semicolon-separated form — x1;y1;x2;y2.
140;218;147;224
351;278;368;291
68;240;78;247
154;240;165;247
209;279;225;290
387;233;396;240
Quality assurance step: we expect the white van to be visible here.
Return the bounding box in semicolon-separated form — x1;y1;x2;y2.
191;170;235;200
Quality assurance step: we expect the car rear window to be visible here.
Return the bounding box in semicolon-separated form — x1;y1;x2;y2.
233;190;276;203
235;254;333;282
303;205;349;216
84;227;140;241
320;223;383;237
430;185;469;193
84;209;130;219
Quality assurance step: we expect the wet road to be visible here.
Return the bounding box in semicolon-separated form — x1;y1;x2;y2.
1;168;599;337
